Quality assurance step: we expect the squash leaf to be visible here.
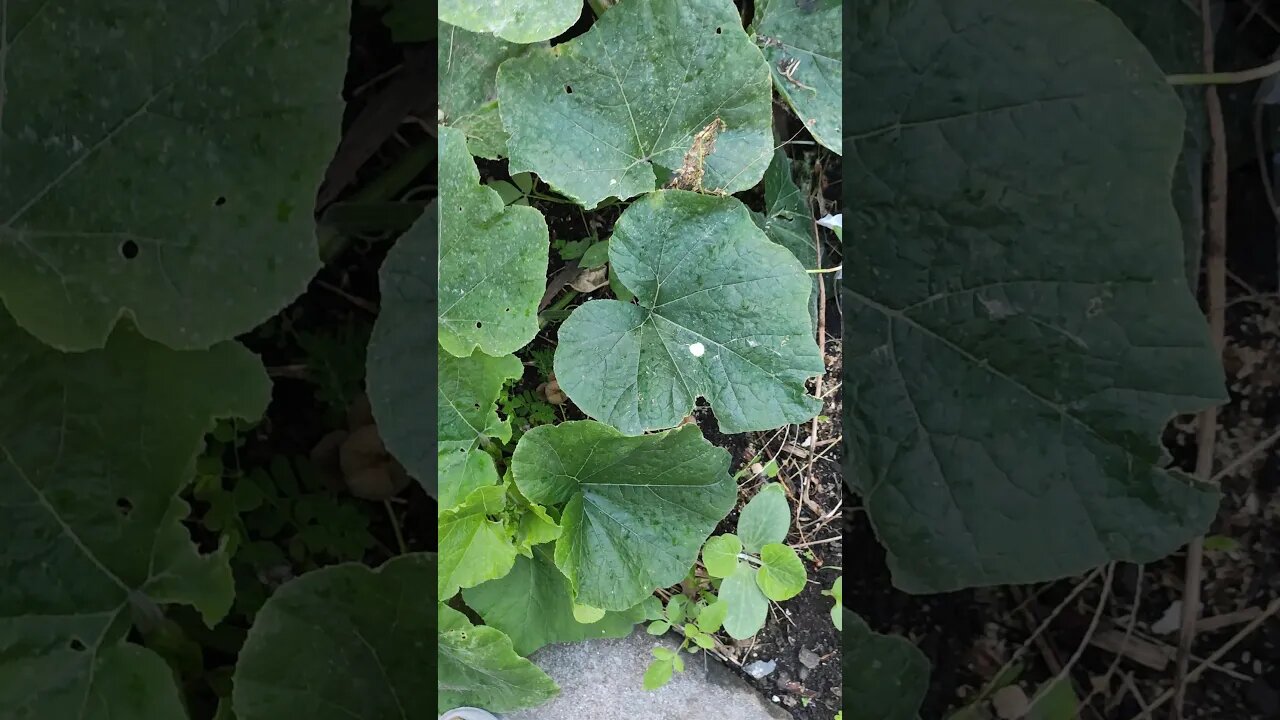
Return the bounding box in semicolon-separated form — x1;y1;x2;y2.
751;0;842;153
440;0;581;44
464;548;646;656
233;554;436;720
0;312;269;716
844;0;1225;592
438;603;559;713
438;126;548;358
512;421;734;611
0;0;349;351
497;0;774;208
555;191;823;435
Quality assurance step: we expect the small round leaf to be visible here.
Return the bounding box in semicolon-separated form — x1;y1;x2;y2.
756;544;806;601
702;533;742;578
737;483;791;554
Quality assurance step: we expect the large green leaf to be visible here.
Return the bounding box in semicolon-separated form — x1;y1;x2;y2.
438;126;548;357
437;348;524;509
512;421;735;611
843;609;930;720
2;644;189;720
0;313;269;717
439;23;541;159
463;548;644;656
0;0;349;351
844;0;1224;592
438;485;516;600
232;554;435;720
439;603;559;713
367;207;438;495
555;191;823;435
497;0;774;209
439;0;581;43
1096;0;1206;290
752;149;819;331
752;0;841;154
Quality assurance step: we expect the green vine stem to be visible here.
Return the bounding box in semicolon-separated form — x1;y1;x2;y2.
383;499;408;555
1167;56;1280;86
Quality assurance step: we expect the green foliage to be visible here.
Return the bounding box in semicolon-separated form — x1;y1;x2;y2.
843;609;930;720
1;0;1232;715
0;0;349;351
295;323;372;428
436;126;549;357
697;484;807;639
0;311;270;713
498;0;774;207
823;577;842;630
512;421;735;610
440;0;582;43
555;191;823;434
233;554;437;719
751;0;842;153
845;0;1224;593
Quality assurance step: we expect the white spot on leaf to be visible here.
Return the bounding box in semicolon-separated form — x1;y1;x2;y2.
688;342;705;357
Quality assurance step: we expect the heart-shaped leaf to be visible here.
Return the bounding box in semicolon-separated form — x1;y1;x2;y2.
498;0;774;208
439;23;542;159
440;0;581;43
555;191;823;435
512;421;734;610
0;1;349;351
702;533;742;579
233;554;436;720
439;603;560;712
367;207;439;495
845;0;1224;592
0;312;269;716
756;543;805;601
438;126;548;358
464;549;645;656
751;0;842;153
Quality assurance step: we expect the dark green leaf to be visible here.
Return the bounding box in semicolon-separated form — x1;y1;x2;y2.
845;0;1224;592
0;1;349;350
555;191;823;435
843;609;930;720
498;0;774;208
233;554;436;720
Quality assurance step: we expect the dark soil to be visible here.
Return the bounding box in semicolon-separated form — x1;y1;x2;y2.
724;332;845;720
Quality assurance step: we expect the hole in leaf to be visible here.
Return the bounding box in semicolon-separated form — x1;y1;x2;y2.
505;307;511;312
715;26;722;34
119;240;139;260
475;321;482;329
115;497;133;516
68;638;86;652
214;196;227;207
564;85;573;94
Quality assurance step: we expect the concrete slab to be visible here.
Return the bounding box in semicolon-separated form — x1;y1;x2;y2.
501;630;793;720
